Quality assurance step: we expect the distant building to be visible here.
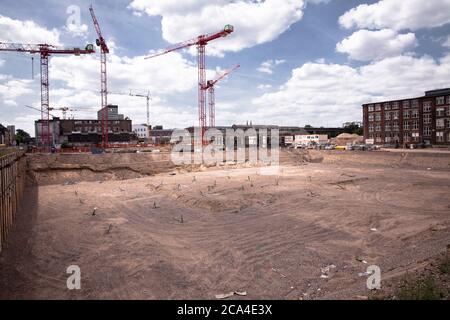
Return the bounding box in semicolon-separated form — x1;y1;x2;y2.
0;124;11;145
35;105;136;147
132;124;150;140
150;126;174;145
7;125;15;143
294;134;329;145
363;88;450;146
97;105;125;121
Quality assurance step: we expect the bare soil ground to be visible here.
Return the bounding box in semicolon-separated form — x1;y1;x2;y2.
0;150;449;299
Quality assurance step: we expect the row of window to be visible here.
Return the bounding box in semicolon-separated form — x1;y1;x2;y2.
369;119;450;132
368;96;450;112
368;107;450;122
369;132;450;143
74;126;125;133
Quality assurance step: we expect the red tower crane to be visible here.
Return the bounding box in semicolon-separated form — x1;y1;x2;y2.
0;42;95;150
89;5;110;148
145;25;234;143
205;64;240;128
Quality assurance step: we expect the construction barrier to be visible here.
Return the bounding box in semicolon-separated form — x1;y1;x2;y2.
0;151;26;253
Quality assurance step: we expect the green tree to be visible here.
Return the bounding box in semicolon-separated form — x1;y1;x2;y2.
15;129;31;145
343;123;363;136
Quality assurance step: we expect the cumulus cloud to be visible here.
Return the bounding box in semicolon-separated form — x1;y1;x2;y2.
336;29;417;61
339;0;450;31
257;59;286;74
252;54;450;126
257;84;273;90
128;0;305;56
0;15;61;45
64;23;89;38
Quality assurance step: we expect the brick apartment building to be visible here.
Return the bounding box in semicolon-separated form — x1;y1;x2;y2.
363;88;450;146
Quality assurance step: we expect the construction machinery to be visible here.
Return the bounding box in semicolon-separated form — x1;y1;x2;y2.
89;5;110;148
204;64;240;127
145;25;234;143
0;43;95;150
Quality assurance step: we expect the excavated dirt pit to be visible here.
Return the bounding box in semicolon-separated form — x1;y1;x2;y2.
0;150;449;299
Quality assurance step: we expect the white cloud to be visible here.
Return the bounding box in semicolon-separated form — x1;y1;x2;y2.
64;23;89;38
252;54;450;126
258;84;272;90
0;15;61;45
336;29;417;61
339;0;450;31
128;0;305;56
0;59;4;67
257;59;286;74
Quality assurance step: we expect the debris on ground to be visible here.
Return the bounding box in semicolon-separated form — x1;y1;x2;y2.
320;264;336;279
271;268;287;278
63;180;78;186
215;291;247;299
92;207;98;216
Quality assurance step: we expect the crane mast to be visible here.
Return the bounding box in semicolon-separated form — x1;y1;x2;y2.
205;64;240;127
89;5;110;148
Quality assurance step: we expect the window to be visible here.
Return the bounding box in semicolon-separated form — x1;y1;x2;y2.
392;102;399;109
448;120;450;129
447;107;450;116
403;100;410;108
437;108;445;117
369;125;374;133
393;111;399;120
385;136;391;143
423;127;431;137
375;113;382;121
385;113;391;120
403;132;411;142
412;120;419;131
436;132;444;142
385;123;391;131
375;134;382;143
403;110;410;119
423;114;432;124
412;132;420;142
376;124;381;132
384;103;391;111
436;97;445;105
447;96;450;105
436;119;445;129
411;109;419;119
412;99;419;108
403;121;410;130
375;104;382;111
448;132;450;142
393;122;399;131
423;101;432;112
368;104;374;112
368;114;374;122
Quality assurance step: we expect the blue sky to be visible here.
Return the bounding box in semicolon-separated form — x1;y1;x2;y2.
1;0;450;134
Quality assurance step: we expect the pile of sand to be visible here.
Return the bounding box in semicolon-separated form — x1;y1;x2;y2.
331;133;364;145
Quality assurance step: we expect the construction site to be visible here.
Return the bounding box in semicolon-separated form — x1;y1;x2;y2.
1;2;450;302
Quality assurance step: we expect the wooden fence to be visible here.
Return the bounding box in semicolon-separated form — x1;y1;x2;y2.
0;151;27;253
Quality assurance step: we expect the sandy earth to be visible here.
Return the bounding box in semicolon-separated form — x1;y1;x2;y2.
0;151;449;300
